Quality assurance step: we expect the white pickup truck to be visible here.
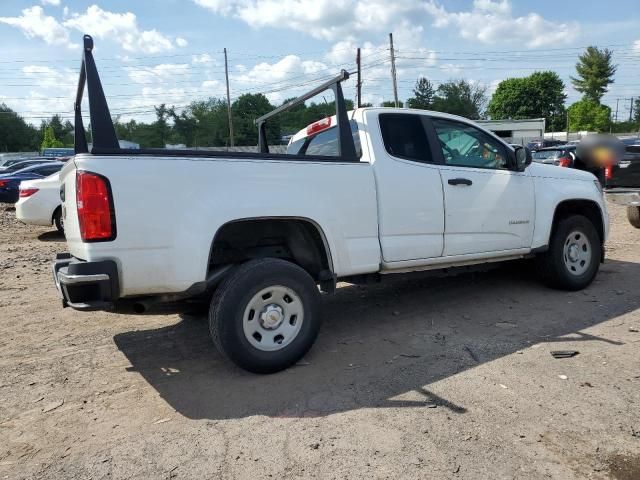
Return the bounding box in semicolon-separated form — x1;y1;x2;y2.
54;36;609;373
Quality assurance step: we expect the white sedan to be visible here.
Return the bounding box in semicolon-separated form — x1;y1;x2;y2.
16;173;63;233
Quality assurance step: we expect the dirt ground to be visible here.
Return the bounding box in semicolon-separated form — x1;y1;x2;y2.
0;203;639;480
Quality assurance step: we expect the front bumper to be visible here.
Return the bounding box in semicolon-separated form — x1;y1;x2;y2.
606;189;640;207
53;253;119;311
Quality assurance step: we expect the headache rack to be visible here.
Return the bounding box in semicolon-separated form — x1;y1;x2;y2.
74;35;358;161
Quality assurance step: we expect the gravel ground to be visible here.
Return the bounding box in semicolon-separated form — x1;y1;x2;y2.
0;202;639;480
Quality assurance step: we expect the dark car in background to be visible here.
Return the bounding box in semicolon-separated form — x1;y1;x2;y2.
532;145;577;167
606;138;640;228
0;158;57;174
0;163;64;203
526;139;565;152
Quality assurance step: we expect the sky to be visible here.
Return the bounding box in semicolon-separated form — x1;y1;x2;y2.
0;0;639;125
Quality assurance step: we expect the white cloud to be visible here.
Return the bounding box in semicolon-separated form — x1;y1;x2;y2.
633;40;640;54
193;0;426;40
1;65;79;120
192;0;578;48
126;64;191;84
63;5;175;53
176;37;188;47
202;79;223;90
232;55;330;103
424;0;579;47
192;53;216;65
41;0;61;5
0;6;76;48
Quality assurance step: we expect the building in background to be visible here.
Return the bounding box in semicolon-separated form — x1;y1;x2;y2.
476;118;546;146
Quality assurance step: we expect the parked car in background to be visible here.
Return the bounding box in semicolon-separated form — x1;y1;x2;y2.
16;173;64;233
0;157;55;173
0;163;64;203
526;139;565;152
606;140;640;228
532;145;577;167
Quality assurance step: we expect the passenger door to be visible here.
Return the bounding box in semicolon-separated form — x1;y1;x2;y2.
371;113;445;262
429;118;535;257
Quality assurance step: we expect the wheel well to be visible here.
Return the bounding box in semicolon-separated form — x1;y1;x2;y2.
208;218;332;282
52;205;61;224
552;200;604;244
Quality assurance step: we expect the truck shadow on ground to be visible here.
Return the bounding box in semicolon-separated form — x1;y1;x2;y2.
114;259;638;420
37;231;64;242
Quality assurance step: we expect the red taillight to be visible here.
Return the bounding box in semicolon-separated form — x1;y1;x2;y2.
76;171;115;242
557;156;571;168
306;117;332;136
605;165;612;180
19;188;39;198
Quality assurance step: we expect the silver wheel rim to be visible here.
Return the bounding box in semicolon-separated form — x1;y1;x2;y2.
242;285;304;352
563;230;591;276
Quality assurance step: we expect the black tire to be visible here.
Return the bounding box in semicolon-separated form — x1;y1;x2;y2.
628;206;640;229
536;214;601;291
53;208;64;234
209;258;321;374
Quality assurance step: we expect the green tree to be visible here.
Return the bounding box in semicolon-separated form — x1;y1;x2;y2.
232;93;280;146
431;80;487;119
570;46;616;103
567;99;611;132
487;71;567;131
41;126;63;150
406;77;435;109
381;100;404;107
0;104;40;151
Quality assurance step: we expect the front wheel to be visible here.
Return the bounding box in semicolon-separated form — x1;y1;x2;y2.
628;206;640;229
209;258;321;373
536;215;602;291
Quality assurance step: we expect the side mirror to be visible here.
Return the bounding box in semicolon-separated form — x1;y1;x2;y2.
513;146;532;172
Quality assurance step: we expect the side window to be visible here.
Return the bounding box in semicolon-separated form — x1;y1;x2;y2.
432;118;509;169
287;120;361;158
379;113;432;163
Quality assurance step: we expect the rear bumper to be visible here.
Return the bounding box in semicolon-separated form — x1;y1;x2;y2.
606;189;640;207
52;253;119;311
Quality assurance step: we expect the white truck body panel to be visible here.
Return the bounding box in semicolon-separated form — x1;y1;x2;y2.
58;108;608;299
62;153;380;295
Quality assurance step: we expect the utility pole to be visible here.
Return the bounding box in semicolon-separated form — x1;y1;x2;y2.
615;98;619;123
630;97;635;122
356;47;362;108
389;33;399;108
566;110;570;142
224;47;234;147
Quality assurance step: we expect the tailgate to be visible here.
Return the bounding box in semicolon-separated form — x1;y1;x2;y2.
59;156;82;256
608;146;640;188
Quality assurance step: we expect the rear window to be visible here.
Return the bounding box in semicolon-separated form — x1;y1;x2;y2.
286;120;361;158
379;113;432;163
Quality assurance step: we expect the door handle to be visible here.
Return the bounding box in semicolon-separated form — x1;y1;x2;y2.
448;178;473;186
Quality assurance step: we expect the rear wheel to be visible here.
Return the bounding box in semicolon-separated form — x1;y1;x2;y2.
536;214;601;290
53;208;64;234
628;206;640;229
209;258;321;373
